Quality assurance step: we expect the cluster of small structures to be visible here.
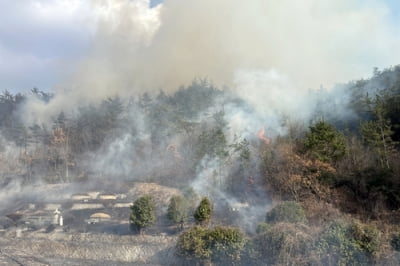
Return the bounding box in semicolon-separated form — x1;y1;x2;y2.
0;190;133;237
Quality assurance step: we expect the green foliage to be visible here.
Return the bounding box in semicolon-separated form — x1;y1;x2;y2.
249;223;312;265
167;196;185;223
316;220;377;265
256;222;273;234
176;226;209;261
304;121;347;163
265;201;306;224
176;226;246;264
229;137;251;164
360;96;396;169
349;222;380;255
167;195;190;228
317;221;360;265
360;120;393;150
194;197;213;225
197;128;229;160
207;226;246;263
349;66;400;142
129;195;156;233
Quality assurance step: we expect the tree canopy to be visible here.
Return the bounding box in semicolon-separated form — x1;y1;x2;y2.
194;197;213;225
130;195;156;233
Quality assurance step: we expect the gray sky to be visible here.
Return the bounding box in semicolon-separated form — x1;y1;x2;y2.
0;0;399;93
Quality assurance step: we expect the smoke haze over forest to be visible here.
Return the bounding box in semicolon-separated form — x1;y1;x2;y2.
1;1;400;265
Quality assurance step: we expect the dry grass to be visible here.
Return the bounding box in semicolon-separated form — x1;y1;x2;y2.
128;182;182;207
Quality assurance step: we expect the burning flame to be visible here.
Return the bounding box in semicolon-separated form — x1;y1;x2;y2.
257;128;270;145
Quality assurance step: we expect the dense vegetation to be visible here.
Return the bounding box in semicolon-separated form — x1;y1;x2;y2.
1;66;400;264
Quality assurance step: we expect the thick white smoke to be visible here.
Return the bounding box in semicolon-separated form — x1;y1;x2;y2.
81;0;399;91
20;0;400;124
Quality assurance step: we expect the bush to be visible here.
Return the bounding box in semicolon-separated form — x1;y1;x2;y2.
207;226;247;263
194;197;213;225
130;195;156;233
256;222;273;234
350;222;380;255
176;226;246;265
266;201;306;224
249;223;313;265
316;220;375;265
176;226;209;262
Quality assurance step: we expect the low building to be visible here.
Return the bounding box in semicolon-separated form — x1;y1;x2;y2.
98;194;117;200
85;212;111;224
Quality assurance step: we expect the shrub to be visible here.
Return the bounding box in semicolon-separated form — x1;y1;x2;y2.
176;226;246;265
207;226;246;263
250;223;313;265
316;220;374;265
256;222;273;234
266;201;306;224
350;221;380;255
176;226;209;262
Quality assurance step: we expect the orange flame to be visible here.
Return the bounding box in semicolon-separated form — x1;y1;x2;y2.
257;128;270;145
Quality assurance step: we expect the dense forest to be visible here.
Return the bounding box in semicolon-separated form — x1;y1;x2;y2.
1;66;400;265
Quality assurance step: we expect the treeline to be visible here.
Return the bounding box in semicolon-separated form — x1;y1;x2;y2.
0;79;252;188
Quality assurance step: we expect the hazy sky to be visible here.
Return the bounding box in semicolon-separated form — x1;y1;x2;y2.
0;0;399;93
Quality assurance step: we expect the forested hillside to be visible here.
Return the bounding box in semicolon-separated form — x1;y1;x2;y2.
1;66;400;265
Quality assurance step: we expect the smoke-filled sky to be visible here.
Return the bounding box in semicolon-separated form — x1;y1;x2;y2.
1;0;400;94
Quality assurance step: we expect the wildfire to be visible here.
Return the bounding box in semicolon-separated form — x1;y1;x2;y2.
257;128;270;145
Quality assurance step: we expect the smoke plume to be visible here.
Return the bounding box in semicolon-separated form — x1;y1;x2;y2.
19;0;400;124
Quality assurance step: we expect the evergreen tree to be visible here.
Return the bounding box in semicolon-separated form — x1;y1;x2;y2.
360;96;396;169
194;197;212;225
130;195;156;233
167;195;189;230
304;121;347;163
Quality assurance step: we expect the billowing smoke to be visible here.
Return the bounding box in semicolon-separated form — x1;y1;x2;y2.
83;0;399;89
19;0;400;125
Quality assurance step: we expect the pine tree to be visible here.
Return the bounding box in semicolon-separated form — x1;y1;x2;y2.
360;96;395;169
194;197;212;225
167;195;189;230
130;196;156;233
304;121;347;163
